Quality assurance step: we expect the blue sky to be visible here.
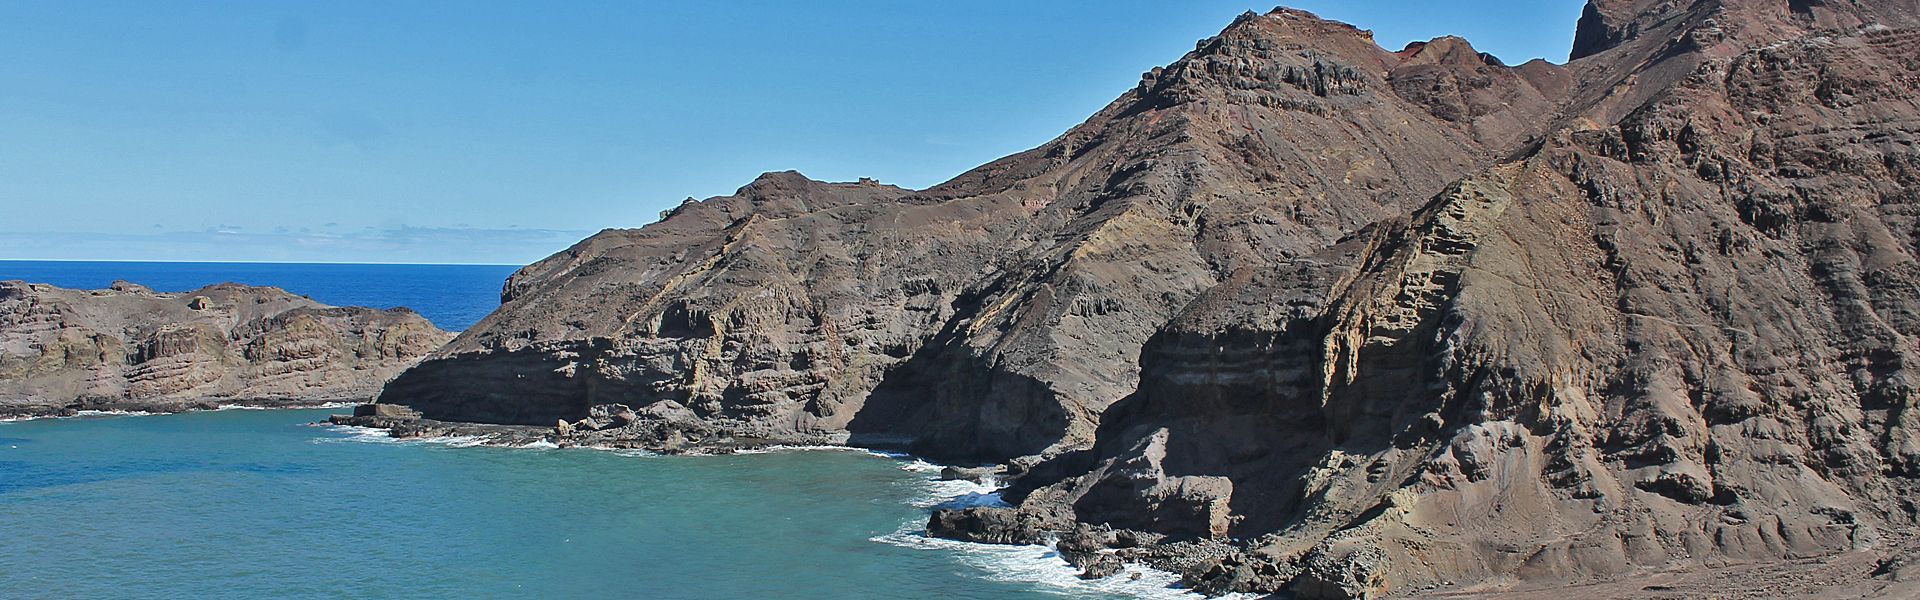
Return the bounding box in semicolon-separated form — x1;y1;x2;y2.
0;1;1585;264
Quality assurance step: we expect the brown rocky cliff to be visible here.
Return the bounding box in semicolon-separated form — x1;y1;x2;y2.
0;281;449;417
994;0;1920;597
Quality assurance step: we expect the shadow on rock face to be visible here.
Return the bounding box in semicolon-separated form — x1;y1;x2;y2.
848;332;1072;465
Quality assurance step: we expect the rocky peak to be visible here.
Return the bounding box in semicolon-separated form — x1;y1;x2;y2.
707;169;911;221
1396;36;1504;67
1570;0;1674;60
1131;8;1401;112
736;170;816;196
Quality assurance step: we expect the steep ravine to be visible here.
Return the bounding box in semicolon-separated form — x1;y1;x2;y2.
371;1;1920;597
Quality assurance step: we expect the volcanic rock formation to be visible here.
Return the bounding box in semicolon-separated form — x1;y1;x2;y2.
382;8;1569;460
376;0;1920;596
0;280;449;418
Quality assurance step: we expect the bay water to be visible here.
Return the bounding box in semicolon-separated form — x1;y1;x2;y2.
0;261;1197;598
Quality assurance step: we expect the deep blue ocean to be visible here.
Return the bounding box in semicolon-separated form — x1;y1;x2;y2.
0;262;1198;599
0;260;520;331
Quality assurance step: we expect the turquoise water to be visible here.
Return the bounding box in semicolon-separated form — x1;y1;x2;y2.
0;409;1189;599
0;261;519;331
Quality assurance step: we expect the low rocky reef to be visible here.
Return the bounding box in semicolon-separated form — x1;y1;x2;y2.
328;401;838;454
0;280;450;419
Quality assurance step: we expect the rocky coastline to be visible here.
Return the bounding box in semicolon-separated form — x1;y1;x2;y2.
328;398;1920;598
0;397;360;422
323;400;1267;591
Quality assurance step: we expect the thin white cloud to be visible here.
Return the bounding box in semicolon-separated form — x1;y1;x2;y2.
0;226;591;265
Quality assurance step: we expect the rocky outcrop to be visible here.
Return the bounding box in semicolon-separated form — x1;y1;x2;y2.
0;280;449;418
375;0;1920;596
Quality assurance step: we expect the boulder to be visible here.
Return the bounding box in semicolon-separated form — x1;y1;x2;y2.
926;507;1056;546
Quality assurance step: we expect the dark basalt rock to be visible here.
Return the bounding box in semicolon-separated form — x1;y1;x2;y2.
937;466;997;484
926;507;1057;546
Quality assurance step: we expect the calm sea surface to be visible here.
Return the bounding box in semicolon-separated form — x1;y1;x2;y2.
0;409;1193;599
0;262;1196;598
0;260;520;331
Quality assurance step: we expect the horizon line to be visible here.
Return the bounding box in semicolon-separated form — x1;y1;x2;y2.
0;258;525;267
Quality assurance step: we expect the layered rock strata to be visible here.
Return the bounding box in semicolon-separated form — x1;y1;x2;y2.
0;280;449;418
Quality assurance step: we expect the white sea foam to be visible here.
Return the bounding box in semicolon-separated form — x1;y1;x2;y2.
872;520;1231;599
0;409;166;422
916;479;1003;509
73;409;164;418
877;464;1255;599
898;458;944;473
312;424;490;448
4;403;352;424
216;402;355;412
732;444;866;455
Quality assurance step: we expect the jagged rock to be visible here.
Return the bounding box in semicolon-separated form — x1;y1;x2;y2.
1077;554;1125;580
587;403;630;420
0;281;450;418
938;466;997;483
636;399;698;424
926;507;1057;546
1056;428;1236;539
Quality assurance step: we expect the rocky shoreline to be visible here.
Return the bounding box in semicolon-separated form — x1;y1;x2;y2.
0;397;362;422
325;401;1920;598
323;400;1319;595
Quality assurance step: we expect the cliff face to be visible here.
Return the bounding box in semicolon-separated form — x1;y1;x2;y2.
0;280;449;417
1000;0;1920;596
377;0;1920;595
